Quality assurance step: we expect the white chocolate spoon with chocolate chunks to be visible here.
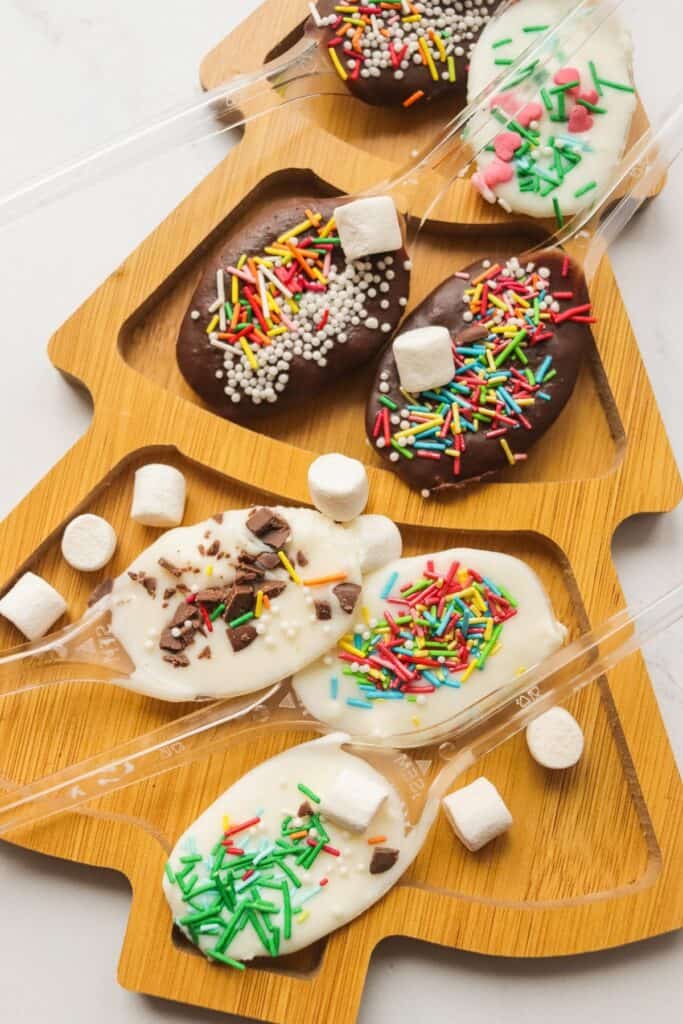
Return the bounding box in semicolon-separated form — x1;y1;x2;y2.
0;506;364;703
174;2;630;426
3;579;680;966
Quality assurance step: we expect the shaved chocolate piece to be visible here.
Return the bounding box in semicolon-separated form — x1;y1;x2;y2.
246;507;275;536
198;544;206;557
176;197;410;425
197;646;212;660
314;600;332;620
457;324;489;344
163;587;176;601
369;847;399;875
163;652;190;669
260;580;287;601
159;630;184;653
227;623;257;652
141;576;157;598
159;601;202;653
206;539;220;558
158;557;184;578
298;801;313;818
195;587;229;605
332;582;361;614
225;584;255;621
87;577;113;607
246;508;292;549
296;550;309;568
254;551;281;572
212;513;224;524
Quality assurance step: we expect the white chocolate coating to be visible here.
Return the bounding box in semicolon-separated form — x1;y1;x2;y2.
163;734;420;963
293;548;566;740
467;0;636;217
107;508;362;701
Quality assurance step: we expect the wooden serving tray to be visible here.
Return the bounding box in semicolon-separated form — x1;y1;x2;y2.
0;6;680;1022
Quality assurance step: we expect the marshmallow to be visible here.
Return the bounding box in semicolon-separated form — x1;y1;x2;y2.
322;767;389;833
442;777;513;852
0;572;68;640
344;515;402;573
526;707;584;769
61;514;117;572
308;453;369;523
393;326;455;393
334;196;403;262
131;464;186;527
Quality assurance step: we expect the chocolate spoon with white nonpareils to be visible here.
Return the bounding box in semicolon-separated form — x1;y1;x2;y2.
0;506;364;703
0;577;679;966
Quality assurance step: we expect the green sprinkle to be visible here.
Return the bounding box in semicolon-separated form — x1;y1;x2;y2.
297;782;321;804
164;862;175;884
540;87;553;111
210;602;226;621
550;80;580;94
206;948;246;970
494;58;513;66
574;181;597;198
576;98;606;114
228;610;254;628
282;882;292;939
492;37;513;48
588;60;603;97
597;77;635;94
523;24;549;32
390;438;414;460
379;395;398;411
552;197;564;227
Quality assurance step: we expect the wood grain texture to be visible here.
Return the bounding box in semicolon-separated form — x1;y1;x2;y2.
0;4;680;1022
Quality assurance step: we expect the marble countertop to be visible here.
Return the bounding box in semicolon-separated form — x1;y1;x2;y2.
0;2;681;1022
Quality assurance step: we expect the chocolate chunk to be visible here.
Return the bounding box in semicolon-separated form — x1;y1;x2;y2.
198;544;206;557
246;508;291;548
206;539;220;558
314;600;332;620
212;513;224;524
195;587;229;605
254;551;281;572
87;577;113;607
168;602;201;630
298;801;313;818
163;587;176;601
197;646;212;660
142;576;157;598
332;582;361;614
163;652;190;668
158;557;183;578
159;601;202;652
296;550;309;568
227;623;257;652
225;584;255;621
369;847;399;875
457;324;489;345
260;580;287;601
235;566;263;585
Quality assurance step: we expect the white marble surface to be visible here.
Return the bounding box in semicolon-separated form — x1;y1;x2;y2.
0;2;681;1021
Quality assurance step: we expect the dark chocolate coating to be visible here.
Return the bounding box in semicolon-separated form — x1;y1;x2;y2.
315;0;504;109
177;196;410;424
366;250;592;492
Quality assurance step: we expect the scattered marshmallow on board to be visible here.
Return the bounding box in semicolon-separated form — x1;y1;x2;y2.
392;325;456;393
308;453;369;523
334;196;403;262
343;514;402;573
61;514;118;572
131;463;187;527
526;707;585;769
442;777;513;852
0;572;68;640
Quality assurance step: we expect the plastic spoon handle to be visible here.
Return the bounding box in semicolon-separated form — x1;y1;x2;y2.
0;581;680;837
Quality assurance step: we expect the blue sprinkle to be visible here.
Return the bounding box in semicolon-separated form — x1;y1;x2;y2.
441;676;462;689
347;698;373;709
535;355;553;383
330;676;339;700
422;671;443;688
381;571;399;600
538;390;552;400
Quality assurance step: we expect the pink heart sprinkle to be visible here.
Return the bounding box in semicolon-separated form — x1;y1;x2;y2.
489;91;521;116
494;130;522;162
568;105;594;134
517;101;544;128
483;159;514;187
553;66;581;95
577;88;599;106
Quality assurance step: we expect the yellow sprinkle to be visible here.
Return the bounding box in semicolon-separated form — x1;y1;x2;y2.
222;815;230;831
418;37;439;81
237;254;247;270
328;47;349;81
403;13;421;22
395;417;443;439
486;349;497;372
278;550;302;585
491;643;502;656
516;666;527;676
231;274;239;304
277;218;314;244
205;565;213;577
340;641;366;658
362;606;371;626
460;661;477;683
240;338;259;371
448;55;456;82
319;216;336;238
296;910;310;924
484;618;493;641
268;326;288;337
206;314;219;334
500;438;516;466
488;295;509;312
411;716;421;728
399;387;418;404
305;208;323;227
430;29;447;61
255;590;263;618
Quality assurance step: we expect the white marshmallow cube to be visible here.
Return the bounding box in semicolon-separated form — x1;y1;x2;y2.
334;196;403;262
344;514;402;574
393;325;455;394
442;777;513;852
131;464;186;528
322;768;389;833
0;572;68;640
526;707;584;769
61;514;117;572
308;453;369;523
